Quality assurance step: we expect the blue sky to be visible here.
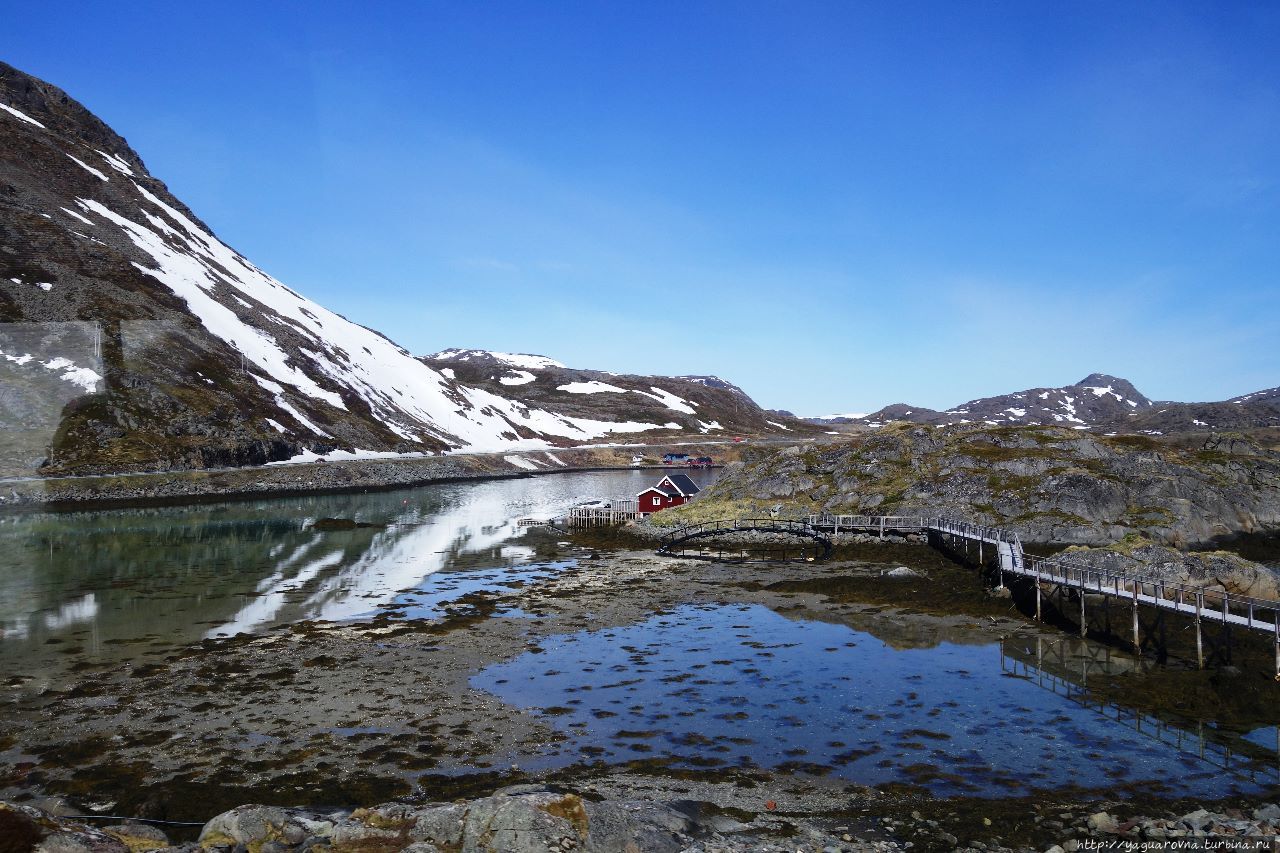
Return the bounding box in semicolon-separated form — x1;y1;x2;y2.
5;2;1278;413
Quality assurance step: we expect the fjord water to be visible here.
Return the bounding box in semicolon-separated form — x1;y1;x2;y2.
473;603;1278;798
1;466;1275;799
0;468;714;680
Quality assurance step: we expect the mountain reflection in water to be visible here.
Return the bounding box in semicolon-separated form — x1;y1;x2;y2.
0;469;716;673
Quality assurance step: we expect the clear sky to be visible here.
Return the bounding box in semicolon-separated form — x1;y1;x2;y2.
4;2;1278;414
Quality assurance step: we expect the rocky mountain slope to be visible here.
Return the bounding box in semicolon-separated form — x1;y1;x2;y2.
661;423;1280;546
811;373;1280;434
423;350;815;438
0;63;793;477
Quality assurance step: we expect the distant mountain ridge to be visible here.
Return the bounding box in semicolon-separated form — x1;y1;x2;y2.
808;373;1280;434
420;350;817;438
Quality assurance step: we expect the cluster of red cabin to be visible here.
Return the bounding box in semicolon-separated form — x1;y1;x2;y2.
637;473;701;516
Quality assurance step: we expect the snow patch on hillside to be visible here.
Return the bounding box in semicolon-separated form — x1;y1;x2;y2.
559;381;628;394
639;386;696;414
269;448;428;466
67;154;109;182
432;349;565;370
0;102;45;128
499;371;536;386
0;348;101;392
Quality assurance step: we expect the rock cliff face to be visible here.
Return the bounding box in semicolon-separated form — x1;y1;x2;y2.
670;424;1280;546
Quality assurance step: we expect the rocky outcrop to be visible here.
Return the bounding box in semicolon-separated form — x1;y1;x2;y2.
1054;540;1280;599
666;424;1280;546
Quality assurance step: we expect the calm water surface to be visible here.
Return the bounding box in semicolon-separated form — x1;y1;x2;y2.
474;603;1279;797
0;468;714;674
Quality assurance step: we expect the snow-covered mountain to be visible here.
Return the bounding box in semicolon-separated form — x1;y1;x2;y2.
427;349;567;371
418;351;816;439
0;63;802;476
809;374;1280;434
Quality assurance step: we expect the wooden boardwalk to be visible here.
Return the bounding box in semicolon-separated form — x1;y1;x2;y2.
653;512;1280;675
562;499;640;527
656;518;832;562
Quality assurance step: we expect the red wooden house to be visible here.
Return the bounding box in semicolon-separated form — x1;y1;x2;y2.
637;473;701;515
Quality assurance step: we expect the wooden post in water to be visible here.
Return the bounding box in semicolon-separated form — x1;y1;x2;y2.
1034;560;1042;621
1079;590;1087;637
1195;593;1204;669
1131;583;1140;654
1274;616;1279;681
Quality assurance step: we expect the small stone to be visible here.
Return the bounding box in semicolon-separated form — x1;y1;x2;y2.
982;818;992;827
1254;804;1280;822
1087;812;1117;833
1062;840;1079;852
1045;845;1064;853
104;823;170;850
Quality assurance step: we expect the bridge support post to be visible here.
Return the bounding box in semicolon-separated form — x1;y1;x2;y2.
1274;617;1279;681
1195;593;1204;669
1131;584;1140;654
1035;581;1041;621
1079;591;1087;638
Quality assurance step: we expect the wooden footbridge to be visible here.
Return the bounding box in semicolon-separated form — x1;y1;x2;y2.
654;513;1280;676
656;518;833;562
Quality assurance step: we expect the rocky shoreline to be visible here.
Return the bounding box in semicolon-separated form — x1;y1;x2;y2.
6;789;1280;852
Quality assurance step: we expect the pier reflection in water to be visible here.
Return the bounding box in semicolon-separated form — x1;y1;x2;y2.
474;603;1279;798
0;468;716;684
1000;635;1280;788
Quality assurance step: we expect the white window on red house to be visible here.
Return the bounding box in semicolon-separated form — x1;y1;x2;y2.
652;496;660;506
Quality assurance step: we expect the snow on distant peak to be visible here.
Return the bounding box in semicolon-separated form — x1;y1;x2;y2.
430;349;565;370
499;370;536;386
1083;385;1123;401
0;101;45;128
812;412;868;420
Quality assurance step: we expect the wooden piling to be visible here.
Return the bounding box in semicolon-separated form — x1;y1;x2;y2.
1079;591;1087;637
1195;592;1204;669
1131;583;1140;653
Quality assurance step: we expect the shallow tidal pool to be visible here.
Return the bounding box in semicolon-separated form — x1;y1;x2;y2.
473;602;1276;798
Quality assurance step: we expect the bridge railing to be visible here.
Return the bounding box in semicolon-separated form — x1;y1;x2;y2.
658;517;816;546
653;513;1280;632
1021;552;1280;630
